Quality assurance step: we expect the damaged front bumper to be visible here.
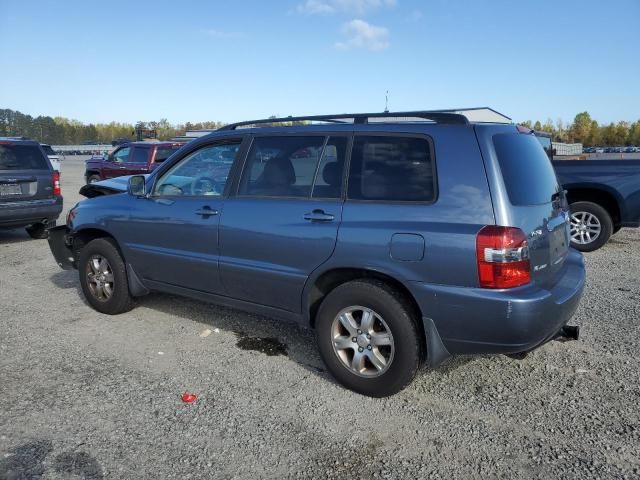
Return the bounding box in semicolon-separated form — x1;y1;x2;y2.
48;225;75;269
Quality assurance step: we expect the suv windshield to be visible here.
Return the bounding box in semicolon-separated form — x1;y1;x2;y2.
493;133;559;206
0;144;50;170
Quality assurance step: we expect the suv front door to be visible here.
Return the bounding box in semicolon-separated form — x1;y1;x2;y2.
219;135;348;312
125;145;151;175
124;139;244;294
103;146;131;178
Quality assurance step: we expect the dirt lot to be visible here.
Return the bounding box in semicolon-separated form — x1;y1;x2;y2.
1;156;639;479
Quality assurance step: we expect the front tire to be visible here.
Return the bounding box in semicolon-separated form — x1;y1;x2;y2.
78;238;134;314
569;201;613;252
315;279;422;397
87;174;101;184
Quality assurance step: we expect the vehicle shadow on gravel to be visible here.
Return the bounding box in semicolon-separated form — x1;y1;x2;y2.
48;268;337;385
139;292;337;384
50;269;82;291
46;271;485;388
0;229;37;245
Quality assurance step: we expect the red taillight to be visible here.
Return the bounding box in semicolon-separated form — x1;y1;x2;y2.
476;226;530;289
52;171;61;196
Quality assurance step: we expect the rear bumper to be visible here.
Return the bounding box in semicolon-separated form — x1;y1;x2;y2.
0;197;63;228
48;225;75;269
408;249;586;356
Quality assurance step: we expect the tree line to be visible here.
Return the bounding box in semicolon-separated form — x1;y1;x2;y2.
0;108;226;145
1;107;639;147
520;112;640;147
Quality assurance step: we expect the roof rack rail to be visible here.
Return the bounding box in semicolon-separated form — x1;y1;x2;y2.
218;107;511;131
219;110;470;131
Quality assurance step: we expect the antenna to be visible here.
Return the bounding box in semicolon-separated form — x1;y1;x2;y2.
384;90;390;113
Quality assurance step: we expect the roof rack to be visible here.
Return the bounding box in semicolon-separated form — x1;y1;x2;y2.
218;107;511;131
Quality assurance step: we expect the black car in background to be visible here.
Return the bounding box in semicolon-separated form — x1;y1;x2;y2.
0;137;63;238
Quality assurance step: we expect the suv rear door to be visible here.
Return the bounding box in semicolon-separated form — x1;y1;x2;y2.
476;125;570;289
0;141;54;204
219;134;348;313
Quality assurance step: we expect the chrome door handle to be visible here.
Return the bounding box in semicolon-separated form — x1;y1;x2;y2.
304;209;334;222
195;207;219;217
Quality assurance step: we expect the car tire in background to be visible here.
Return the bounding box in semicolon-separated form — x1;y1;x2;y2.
87;174;101;184
25;222;49;239
78;237;134;315
315;279;423;397
569;201;613;252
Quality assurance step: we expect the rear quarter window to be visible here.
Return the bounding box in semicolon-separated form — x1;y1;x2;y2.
155;147;180;162
493;133;559;206
348;136;435;202
0;144;50;170
41;145;56;156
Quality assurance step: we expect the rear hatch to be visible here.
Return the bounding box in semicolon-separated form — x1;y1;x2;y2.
491;130;570;288
0;142;54;203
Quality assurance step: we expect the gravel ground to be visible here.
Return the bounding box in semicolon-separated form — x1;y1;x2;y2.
1;156;639;479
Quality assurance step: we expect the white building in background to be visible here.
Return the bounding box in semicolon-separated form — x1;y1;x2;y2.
553;142;583;156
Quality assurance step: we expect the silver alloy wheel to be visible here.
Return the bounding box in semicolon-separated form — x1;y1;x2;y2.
331;306;395;378
86;254;114;302
570;211;602;245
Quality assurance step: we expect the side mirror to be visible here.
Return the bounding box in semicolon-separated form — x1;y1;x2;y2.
128;175;146;197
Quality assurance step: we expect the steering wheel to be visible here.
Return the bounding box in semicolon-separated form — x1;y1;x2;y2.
157;183;183;196
190;176;223;196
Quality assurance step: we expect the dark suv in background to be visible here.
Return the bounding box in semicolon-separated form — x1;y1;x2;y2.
0;137;62;238
48;109;585;396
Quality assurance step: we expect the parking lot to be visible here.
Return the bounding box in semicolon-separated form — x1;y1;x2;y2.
1;156;639;479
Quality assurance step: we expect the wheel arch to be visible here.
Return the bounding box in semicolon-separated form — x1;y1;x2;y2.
565;185;622;226
304;266;423;330
72;227;120;256
72;227;148;297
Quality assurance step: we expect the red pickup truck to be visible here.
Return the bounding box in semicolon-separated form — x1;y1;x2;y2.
84;141;184;184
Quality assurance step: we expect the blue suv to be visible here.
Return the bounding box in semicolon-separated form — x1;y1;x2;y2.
48;110;586;397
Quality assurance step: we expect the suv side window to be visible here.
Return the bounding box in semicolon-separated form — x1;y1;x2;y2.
130;147;148;164
153;142;241;197
348;136;435;202
239;136;347;199
239;136;328;198
113;147;130;163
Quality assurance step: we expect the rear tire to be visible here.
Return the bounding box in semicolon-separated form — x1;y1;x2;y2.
25;223;48;239
315;279;422;397
569;201;613;252
78;238;134;315
87;174;101;184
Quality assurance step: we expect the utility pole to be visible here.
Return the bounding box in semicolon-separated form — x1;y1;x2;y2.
384;90;390;113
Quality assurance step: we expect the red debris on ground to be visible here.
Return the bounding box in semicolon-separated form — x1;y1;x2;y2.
181;392;197;403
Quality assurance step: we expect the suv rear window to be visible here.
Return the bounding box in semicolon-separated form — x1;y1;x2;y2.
0;144;50;170
348;136;435;202
493;133;559;206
